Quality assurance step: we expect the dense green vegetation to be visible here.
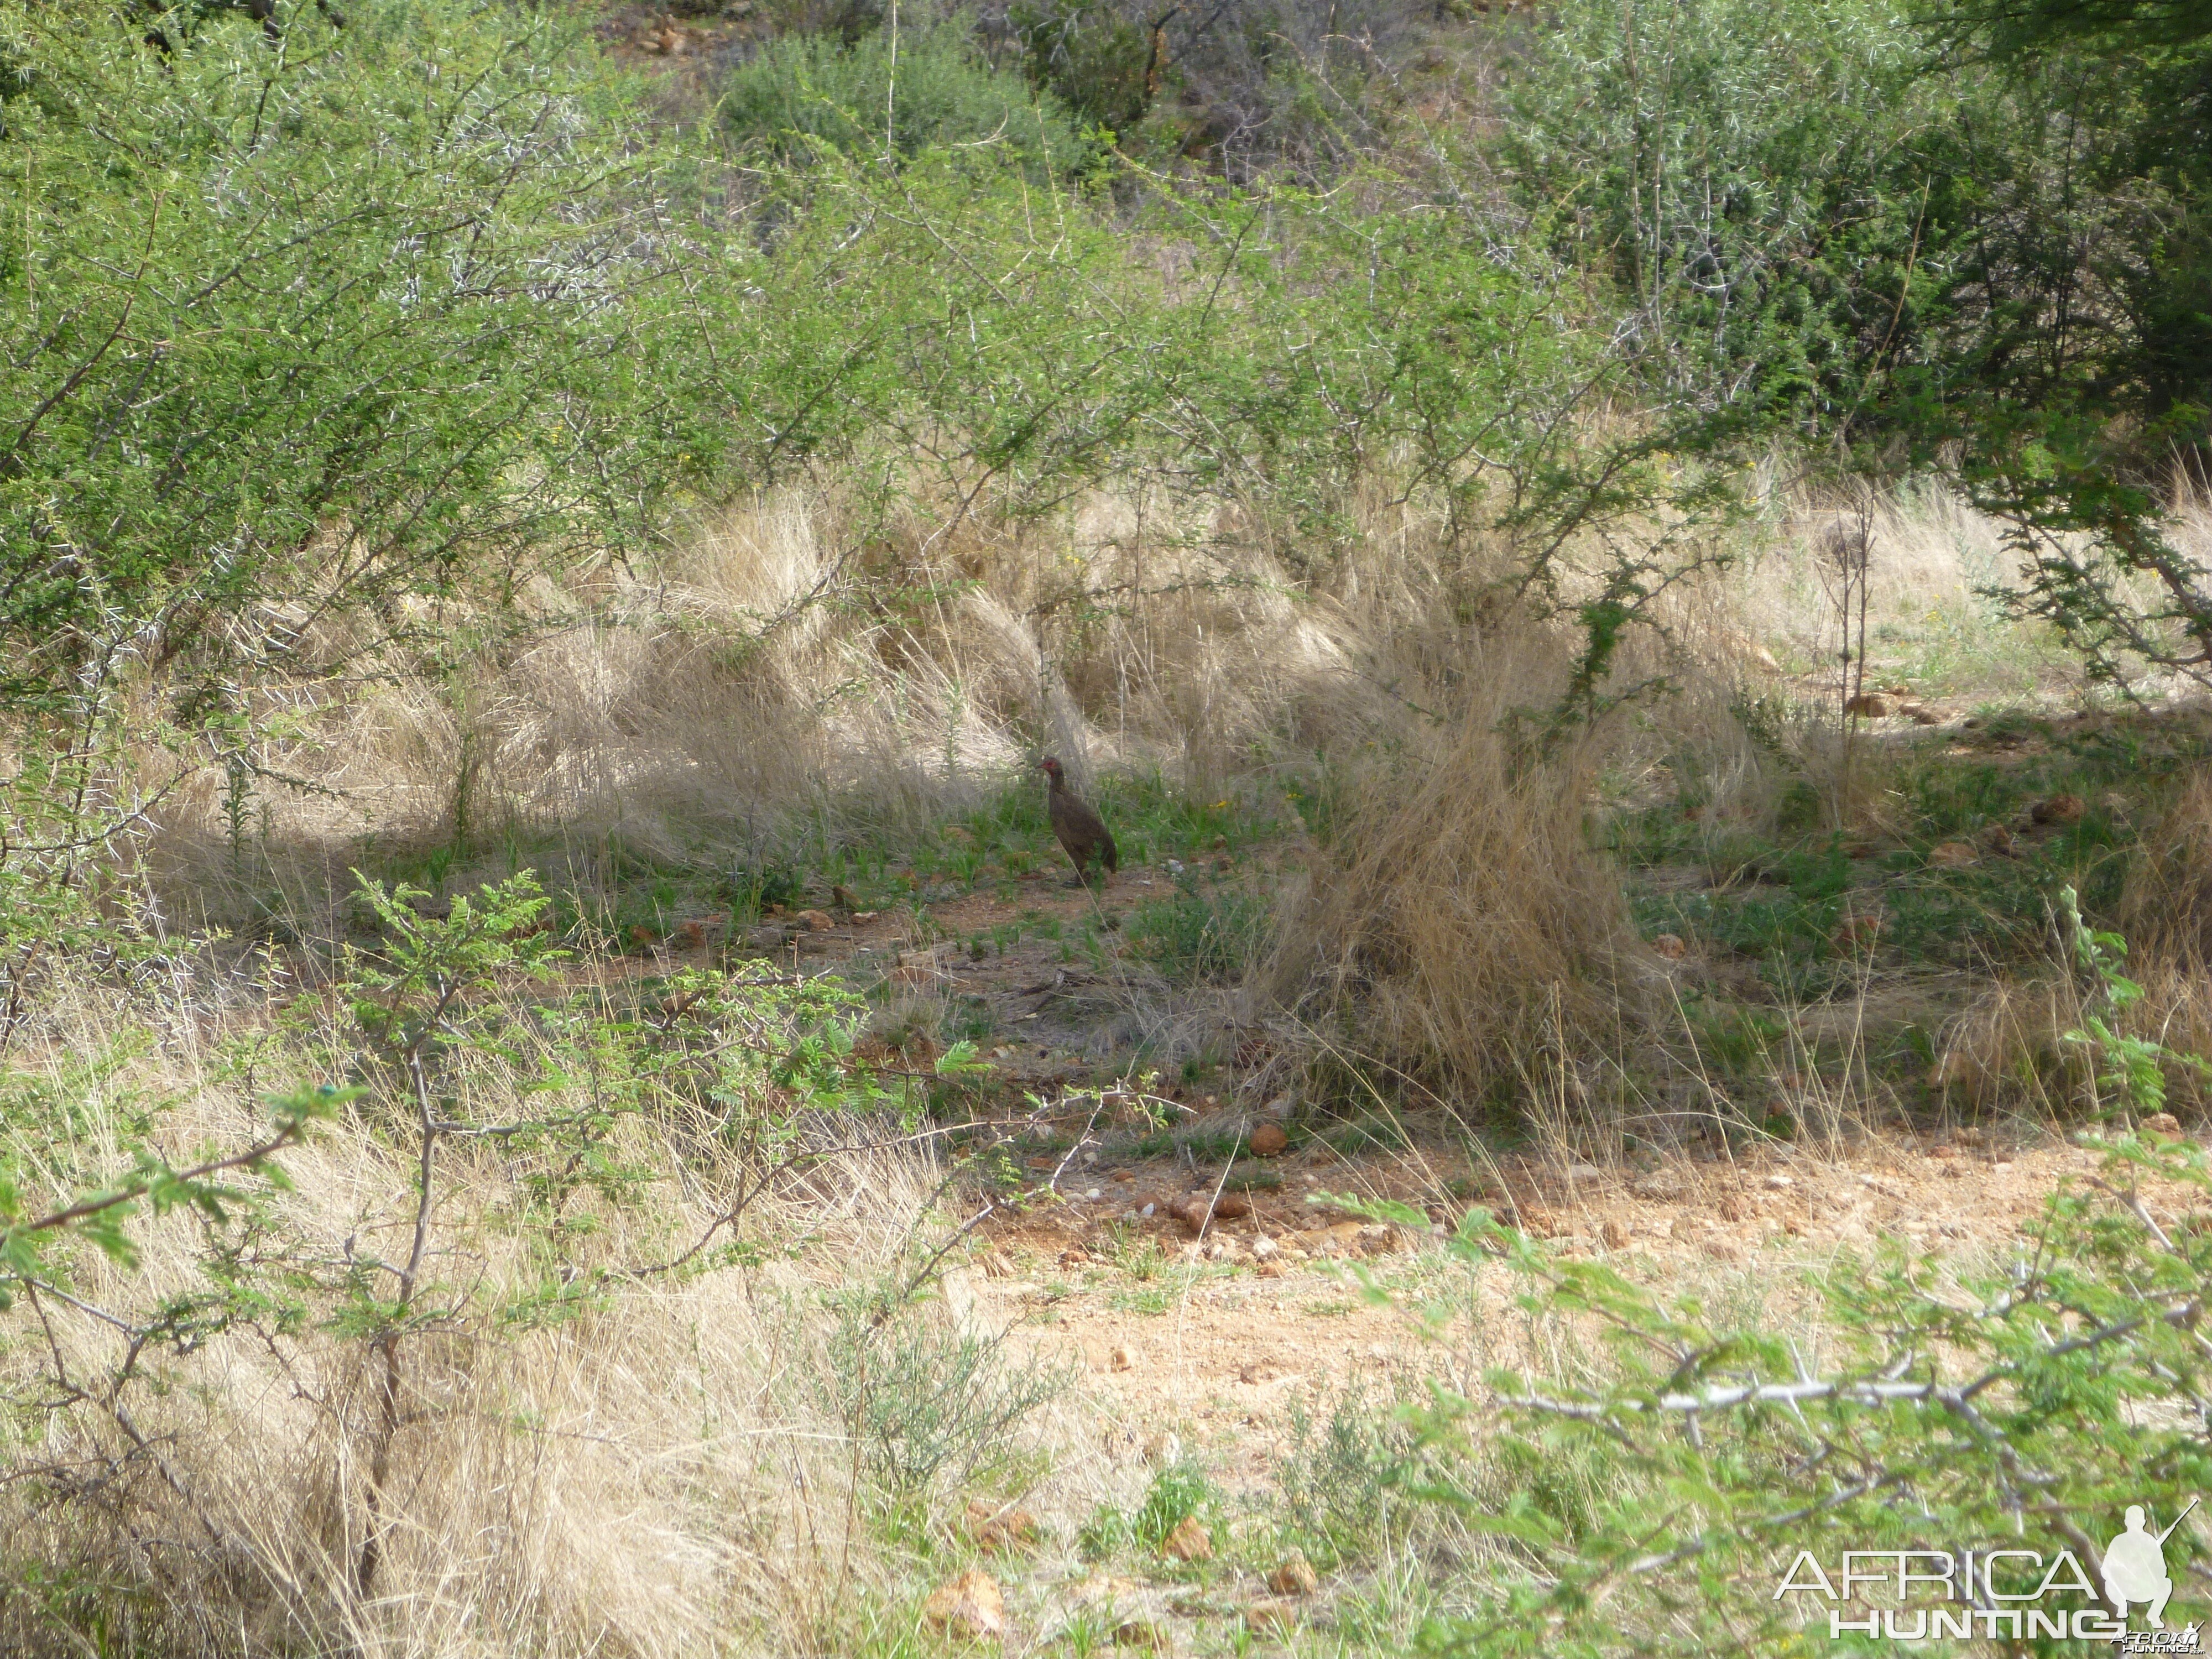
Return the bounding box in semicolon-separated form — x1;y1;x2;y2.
7;0;2206;806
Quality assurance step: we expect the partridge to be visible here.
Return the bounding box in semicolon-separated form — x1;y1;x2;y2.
1040;756;1118;883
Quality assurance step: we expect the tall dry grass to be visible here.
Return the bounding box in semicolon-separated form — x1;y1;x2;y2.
1267;630;1658;1109
134;479;1468;928
0;975;1096;1658
128;460;2120;925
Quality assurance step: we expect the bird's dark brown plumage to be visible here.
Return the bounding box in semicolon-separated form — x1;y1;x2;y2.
1040;756;1117;880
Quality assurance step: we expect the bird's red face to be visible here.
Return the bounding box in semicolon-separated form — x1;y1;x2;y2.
1039;757;1062;779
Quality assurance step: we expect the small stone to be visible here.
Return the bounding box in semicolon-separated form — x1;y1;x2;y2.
1249;1122;1289;1157
922;1569;1007;1641
746;925;788;950
1142;1430;1181;1465
1161;1515;1214;1562
1238;1361;1261;1384
852;909;878;923
1928;841;1980;868
1109;1344;1136;1372
1250;1234;1277;1259
1269;1552;1321;1595
1651;933;1688;959
1834;910;1883;947
891;948;941;985
2143;1112;2183;1139
1764;1173;1794;1190
1171;1191;1250;1230
963;1498;1038;1553
2032;792;2086;825
1358;1223;1416;1255
1112;1616;1171;1649
795;908;832;930
1844;692;1890;717
1600;1217;1630;1250
1140;1203;1156;1218
1245;1598;1298;1633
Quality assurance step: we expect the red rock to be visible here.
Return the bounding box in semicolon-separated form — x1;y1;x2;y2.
963;1499;1038;1554
1162;1515;1213;1561
1269;1552;1319;1595
923;1569;1006;1640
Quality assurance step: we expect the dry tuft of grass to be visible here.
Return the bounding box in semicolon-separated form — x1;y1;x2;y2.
2123;768;2212;965
1272;634;1656;1107
0;974;1082;1659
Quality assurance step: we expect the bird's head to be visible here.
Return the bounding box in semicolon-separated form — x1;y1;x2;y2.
1039;755;1063;780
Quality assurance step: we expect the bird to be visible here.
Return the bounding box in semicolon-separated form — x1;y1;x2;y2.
1039;756;1117;884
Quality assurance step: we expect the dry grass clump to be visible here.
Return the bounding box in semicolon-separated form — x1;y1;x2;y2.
1925;971;2085;1119
1272;635;1655;1105
1927;957;2212;1125
0;984;1075;1659
2122;769;2212;966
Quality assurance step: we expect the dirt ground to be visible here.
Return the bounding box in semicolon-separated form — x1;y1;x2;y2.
646;854;2130;1511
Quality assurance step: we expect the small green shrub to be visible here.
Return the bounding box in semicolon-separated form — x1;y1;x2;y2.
1345;1115;2212;1652
1079;1462;1222;1559
1008;0;1154;134
721;21;1100;179
827;1295;1066;1501
1276;1381;1424;1568
1126;881;1272;984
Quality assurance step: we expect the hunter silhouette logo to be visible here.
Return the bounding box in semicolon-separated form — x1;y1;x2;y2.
1773;1496;2203;1646
2107;1499;2197;1630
